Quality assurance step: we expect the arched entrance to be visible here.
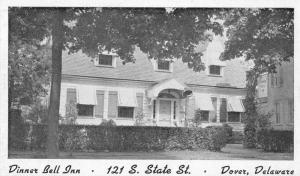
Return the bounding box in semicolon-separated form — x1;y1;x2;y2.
147;79;192;126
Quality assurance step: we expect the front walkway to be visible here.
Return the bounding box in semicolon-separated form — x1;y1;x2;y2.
9;144;293;160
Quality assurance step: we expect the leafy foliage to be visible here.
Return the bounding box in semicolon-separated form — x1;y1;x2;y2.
221;8;293;73
9;8;52;108
67;8;223;72
257;129;293;152
11;125;230;152
220;8;293;148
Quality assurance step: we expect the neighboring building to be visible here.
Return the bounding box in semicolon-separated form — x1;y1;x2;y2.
60;36;248;131
256;58;294;130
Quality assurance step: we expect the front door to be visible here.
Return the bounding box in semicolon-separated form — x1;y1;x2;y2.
159;100;172;121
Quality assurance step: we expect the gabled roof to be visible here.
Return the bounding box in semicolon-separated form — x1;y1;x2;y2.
62;36;249;88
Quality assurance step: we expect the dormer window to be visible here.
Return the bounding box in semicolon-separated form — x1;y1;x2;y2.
157;60;170;70
99;54;113;66
155;59;173;72
95;53;117;67
209;65;222;76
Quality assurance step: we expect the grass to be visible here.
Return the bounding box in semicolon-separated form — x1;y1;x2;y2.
8;144;293;160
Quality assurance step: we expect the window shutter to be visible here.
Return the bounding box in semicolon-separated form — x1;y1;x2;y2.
219;98;227;122
66;88;77;115
95;90;105;118
108;91;118;118
186;96;195;119
279;67;284;86
270;74;274;87
136;93;144;113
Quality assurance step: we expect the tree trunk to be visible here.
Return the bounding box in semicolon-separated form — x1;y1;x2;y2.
47;9;64;158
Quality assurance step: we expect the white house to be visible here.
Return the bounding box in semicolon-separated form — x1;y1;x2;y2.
59;36;248;131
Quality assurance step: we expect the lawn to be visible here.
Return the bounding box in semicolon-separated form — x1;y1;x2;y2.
8;144;293;160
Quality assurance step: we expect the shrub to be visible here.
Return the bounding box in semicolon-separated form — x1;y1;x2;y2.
9;124;229;152
222;123;233;143
206;126;228;151
9;109;28;150
257;129;293;152
243;122;256;148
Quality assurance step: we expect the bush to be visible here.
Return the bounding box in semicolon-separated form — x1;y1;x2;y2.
243;122;257;148
222;124;233;143
9;124;230;152
257;129;293;152
9;109;28;150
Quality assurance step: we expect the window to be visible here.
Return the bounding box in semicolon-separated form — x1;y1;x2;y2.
77;104;94;116
275;102;280;123
98;54;113;66
200;111;209;122
118;107;134;118
157;60;170;71
228;112;241;122
209;65;221;75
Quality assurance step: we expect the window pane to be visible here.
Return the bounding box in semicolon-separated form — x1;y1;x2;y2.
118;107;134;118
77;104;94;116
99;54;113;66
228;112;240;122
200;111;209;121
157;60;170;70
209;65;221;75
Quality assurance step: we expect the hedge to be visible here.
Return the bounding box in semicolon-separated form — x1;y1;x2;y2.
256;129;293;152
10;124;230;152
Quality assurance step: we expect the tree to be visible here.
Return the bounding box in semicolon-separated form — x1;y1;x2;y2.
220;8;294;148
8;8;51;110
10;7;224;157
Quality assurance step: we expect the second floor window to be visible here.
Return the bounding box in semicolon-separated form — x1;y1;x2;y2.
99;54;113;66
209;65;221;76
157;60;170;71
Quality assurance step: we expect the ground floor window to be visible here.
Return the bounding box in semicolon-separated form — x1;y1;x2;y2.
118;107;134;118
77;104;94;116
200;111;209;122
227;112;241;122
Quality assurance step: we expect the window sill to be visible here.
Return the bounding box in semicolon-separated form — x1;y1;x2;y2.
115;117;134;120
155;69;172;73
208;74;222;77
77;116;95;119
96;64;115;68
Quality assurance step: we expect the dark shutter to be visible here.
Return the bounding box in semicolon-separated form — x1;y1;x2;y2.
220;98;227;122
95;90;105;118
66;88;77;115
136;93;144;113
279;67;284;86
108;91;118;118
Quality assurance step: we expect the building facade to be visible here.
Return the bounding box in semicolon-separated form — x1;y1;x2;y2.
59;36;249;131
256;58;294;130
